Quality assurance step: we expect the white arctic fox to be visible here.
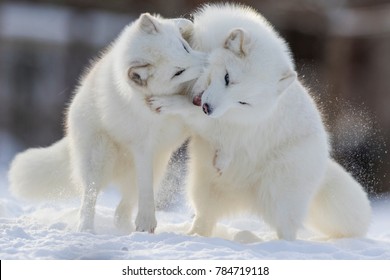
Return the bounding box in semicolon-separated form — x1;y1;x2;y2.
148;4;371;240
8;13;206;233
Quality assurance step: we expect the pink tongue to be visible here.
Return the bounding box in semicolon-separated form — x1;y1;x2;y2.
192;95;202;106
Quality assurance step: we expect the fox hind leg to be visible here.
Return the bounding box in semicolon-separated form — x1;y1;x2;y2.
73;134;115;233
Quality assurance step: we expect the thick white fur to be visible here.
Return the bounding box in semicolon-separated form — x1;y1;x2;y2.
307;160;371;237
8;13;206;233
148;4;371;240
9;137;78;200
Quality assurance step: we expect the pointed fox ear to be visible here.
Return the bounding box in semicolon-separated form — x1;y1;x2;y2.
173;18;194;36
128;61;152;87
224;28;251;57
139;13;159;34
277;70;297;93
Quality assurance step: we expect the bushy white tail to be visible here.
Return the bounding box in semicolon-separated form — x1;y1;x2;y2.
8;137;80;201
307;159;371;238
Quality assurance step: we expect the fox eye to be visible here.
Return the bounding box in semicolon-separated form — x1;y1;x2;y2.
183;43;190;53
224;72;230;86
173;69;185;78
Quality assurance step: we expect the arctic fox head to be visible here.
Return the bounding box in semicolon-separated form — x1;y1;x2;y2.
114;13;206;97
194;26;297;121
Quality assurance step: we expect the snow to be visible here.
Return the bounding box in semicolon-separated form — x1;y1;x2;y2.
1;132;390;260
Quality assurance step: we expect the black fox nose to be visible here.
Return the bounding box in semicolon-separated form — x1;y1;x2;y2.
202;103;212;115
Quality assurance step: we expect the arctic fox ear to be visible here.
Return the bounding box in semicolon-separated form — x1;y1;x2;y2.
224;28;251;57
277;70;297;93
139;13;159;34
173;18;194;36
128;62;152;87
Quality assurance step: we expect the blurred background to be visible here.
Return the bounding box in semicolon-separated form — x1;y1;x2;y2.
0;0;389;196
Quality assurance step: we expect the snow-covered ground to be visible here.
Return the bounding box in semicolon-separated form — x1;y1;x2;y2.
1;132;390;260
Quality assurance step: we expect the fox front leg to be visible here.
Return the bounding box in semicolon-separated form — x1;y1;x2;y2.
146;95;198;116
133;147;157;233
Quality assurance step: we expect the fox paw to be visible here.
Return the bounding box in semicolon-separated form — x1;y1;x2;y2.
187;218;213;237
213;149;230;176
145;96;171;114
135;211;157;234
